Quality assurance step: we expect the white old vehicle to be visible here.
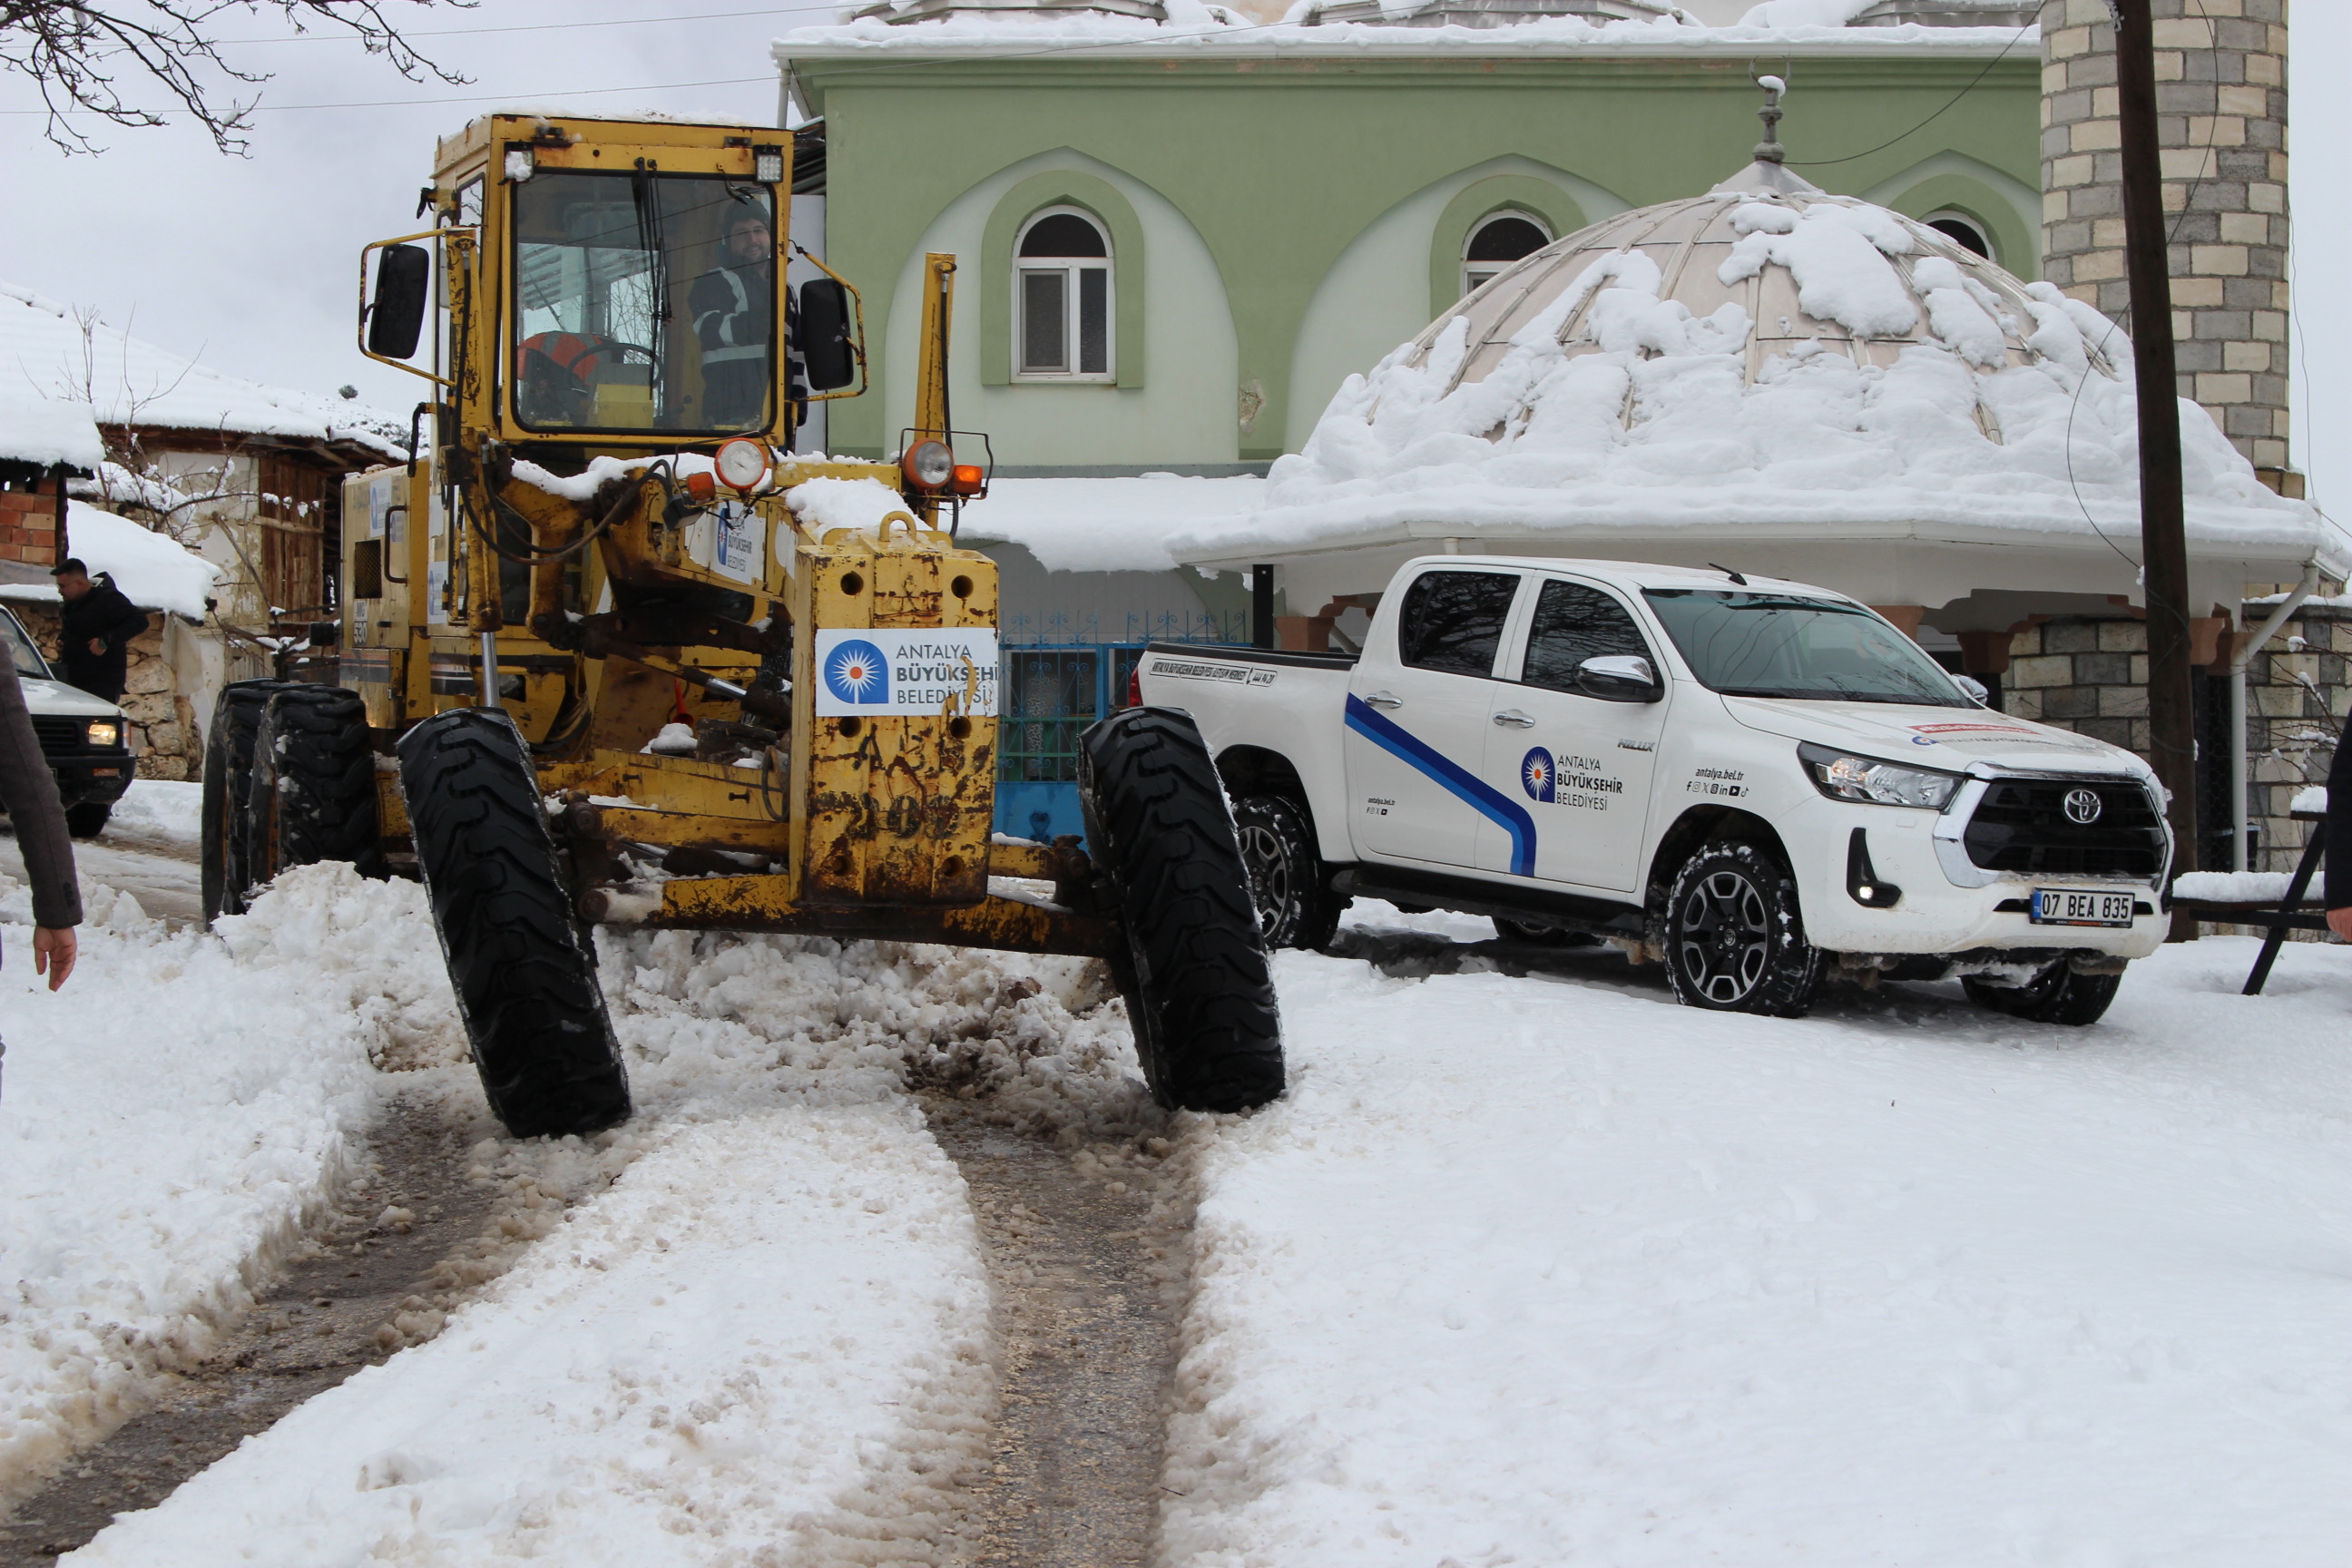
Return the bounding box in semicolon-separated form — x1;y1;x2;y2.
1138;556;2172;1025
2;604;135;838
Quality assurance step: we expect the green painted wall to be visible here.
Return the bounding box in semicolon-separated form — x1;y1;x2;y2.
793;53;2041;464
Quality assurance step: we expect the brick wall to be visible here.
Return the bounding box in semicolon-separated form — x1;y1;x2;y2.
2038;0;2292;477
0;485;62;567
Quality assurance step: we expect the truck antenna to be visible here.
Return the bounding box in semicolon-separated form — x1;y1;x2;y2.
1709;562;1749;585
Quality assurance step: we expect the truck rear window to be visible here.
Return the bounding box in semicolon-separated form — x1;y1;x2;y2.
1397;571;1517;678
1642;590;1968;707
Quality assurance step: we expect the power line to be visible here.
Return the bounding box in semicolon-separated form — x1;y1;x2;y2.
1784;22;2033;170
214;4;852;45
1;73;775;116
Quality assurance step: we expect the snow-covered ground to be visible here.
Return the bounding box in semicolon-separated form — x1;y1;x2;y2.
7;854;2347;1562
1161;906;2352;1566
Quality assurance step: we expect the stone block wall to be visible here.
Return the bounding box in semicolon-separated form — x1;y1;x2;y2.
2038;0;2292;477
2000;606;2347;872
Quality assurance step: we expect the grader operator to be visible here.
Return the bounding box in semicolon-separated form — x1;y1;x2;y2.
199;113;1281;1137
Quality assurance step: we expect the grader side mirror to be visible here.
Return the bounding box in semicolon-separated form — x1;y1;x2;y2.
367;245;431;359
799;278;856;392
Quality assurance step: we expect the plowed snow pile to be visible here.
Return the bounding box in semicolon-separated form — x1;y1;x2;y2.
1161;929;2352;1566
2;863;1142;1560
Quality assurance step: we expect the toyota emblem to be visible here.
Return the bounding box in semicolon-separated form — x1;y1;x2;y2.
2063;787;2102;825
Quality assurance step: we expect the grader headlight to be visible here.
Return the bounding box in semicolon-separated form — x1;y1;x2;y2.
714;437;772;493
901;439;953;492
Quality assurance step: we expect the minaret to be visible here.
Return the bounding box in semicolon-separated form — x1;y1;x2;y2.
2037;0;2294;491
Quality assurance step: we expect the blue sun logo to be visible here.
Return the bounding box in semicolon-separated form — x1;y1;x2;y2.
1521;746;1554;803
823;639;890;705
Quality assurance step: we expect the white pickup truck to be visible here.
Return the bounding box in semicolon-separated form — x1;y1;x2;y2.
1138;556;2171;1025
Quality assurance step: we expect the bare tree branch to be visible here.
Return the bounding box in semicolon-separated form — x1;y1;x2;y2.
2;0;472;153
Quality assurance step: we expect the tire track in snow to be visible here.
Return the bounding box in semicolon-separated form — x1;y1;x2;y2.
925;1100;1190;1568
0;1096;546;1565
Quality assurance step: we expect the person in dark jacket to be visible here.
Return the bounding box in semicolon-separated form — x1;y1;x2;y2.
0;639;82;1096
51;559;148;703
689;203;775;429
2323;740;2352;941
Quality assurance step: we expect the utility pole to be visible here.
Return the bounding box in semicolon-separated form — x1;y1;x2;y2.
2112;0;2200;884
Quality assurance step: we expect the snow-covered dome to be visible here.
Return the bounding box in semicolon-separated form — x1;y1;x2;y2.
1170;158;2341;611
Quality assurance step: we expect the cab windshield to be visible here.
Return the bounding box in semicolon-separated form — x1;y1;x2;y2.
1;610;50;681
1642;590;1970;707
511;171;774;436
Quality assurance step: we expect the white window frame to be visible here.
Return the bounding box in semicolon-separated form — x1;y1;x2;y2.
1014;206;1115;385
1461;210;1553;299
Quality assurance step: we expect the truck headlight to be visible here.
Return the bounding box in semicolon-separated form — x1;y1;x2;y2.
85;720;121;749
1798;742;1962;809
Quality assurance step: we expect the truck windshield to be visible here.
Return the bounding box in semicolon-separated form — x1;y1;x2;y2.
1;611;50;681
511;171;774;436
1642;590;1970;707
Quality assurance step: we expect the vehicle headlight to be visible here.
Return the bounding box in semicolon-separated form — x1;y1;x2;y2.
1798;742;1962;809
85;720;120;749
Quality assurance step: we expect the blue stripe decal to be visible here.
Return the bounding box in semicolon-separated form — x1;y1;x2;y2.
1343;693;1536;877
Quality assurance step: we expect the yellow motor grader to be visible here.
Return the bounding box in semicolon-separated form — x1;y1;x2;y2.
199;113;1281;1137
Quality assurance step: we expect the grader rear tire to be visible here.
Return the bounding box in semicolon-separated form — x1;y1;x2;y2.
244;685;383;888
201;679;288;922
1080;708;1285;1113
398;707;632;1139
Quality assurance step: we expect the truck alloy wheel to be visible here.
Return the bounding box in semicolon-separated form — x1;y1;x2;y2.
1662;840;1822;1017
1962;962;2123;1027
1232;794;1343;951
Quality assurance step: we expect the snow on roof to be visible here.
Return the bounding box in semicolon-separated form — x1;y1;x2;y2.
0;501;220;619
0;280;408;466
1166;169;2343;581
955;475;1267;573
773;0;2027;61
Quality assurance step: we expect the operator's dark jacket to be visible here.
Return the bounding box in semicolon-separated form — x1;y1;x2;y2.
2324;740;2352;910
58;572;148;703
0;655;82;933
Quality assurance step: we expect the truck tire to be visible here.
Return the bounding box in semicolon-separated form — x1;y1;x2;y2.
64;802;111;839
244;685;384;887
1963;963;2122;1026
1661;839;1823;1018
398;707;632;1139
1493;916;1599;947
1233;793;1344;951
201;679;288;921
1080;709;1285;1112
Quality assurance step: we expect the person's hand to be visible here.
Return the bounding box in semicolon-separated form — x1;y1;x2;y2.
86;638;104;656
33;926;76;991
2328;907;2352;943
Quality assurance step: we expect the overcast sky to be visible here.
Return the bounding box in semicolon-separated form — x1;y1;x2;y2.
2;5;2344;515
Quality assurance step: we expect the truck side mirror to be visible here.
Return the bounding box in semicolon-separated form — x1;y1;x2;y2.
799;278;857;392
1951;673;1990;705
367;245;431;360
1576;654;1662;702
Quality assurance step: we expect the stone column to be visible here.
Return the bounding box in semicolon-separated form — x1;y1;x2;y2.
2038;0;2293;485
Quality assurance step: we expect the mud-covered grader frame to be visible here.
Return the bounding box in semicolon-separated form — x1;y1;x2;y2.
200;114;1280;1136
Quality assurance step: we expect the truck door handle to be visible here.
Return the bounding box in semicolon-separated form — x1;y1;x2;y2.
1492;710;1536;728
1363;691;1403;710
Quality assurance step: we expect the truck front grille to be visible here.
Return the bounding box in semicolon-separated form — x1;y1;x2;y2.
1961;778;2167;878
31;716;89;756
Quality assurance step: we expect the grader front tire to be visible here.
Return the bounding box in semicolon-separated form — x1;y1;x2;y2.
1080;708;1285;1113
398;708;632;1139
244;685;383;887
201;679;288;922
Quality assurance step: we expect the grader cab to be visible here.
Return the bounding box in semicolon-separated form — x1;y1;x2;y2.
198;113;1281;1136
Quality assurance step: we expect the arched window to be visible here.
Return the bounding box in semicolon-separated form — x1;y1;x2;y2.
1462;211;1552;297
1015;207;1113;382
1924;211;1994;262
